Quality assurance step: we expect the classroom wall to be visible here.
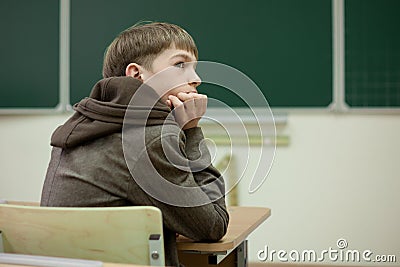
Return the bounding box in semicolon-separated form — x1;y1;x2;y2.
0;113;399;265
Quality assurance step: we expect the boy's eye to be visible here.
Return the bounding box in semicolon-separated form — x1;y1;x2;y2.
174;62;185;68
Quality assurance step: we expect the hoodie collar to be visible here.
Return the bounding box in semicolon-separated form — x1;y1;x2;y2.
51;76;176;148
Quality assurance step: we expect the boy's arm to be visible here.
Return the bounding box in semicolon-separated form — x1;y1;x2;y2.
183;127;225;186
183;126;230;235
128;130;229;242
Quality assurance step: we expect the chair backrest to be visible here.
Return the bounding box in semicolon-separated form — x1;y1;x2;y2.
0;203;164;266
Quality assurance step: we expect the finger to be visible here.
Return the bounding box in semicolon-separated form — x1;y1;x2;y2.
177;93;207;104
177;94;207;115
168;95;183;108
166;99;172;108
176;92;196;101
191;93;207;99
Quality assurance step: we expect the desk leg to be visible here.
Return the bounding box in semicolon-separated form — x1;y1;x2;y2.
178;240;248;267
236;240;248;267
0;232;4;253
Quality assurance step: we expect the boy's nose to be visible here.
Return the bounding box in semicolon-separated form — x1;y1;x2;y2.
189;72;201;88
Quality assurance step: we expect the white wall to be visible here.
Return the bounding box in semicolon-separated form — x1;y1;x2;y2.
238;114;400;266
0;114;69;201
0;113;399;265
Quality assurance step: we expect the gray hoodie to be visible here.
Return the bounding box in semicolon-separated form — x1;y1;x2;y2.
40;76;229;266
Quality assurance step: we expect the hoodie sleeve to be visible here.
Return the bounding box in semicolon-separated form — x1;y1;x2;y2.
127;126;229;242
183;127;223;187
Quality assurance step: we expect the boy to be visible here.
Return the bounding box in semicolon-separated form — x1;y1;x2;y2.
40;22;229;266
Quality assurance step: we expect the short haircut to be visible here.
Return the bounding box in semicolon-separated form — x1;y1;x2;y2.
102;22;198;78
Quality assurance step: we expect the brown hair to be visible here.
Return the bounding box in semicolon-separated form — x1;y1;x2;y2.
102;22;198;78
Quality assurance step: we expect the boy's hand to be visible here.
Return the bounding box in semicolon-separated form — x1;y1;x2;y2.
167;92;207;130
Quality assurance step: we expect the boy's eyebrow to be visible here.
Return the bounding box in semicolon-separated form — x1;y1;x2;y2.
170;53;197;62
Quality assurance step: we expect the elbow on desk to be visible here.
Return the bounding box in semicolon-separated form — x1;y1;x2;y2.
193;215;228;242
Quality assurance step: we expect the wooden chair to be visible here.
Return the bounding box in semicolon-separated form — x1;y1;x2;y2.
0;200;164;266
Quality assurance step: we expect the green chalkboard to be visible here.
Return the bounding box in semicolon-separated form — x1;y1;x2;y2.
0;0;59;108
3;1;399;110
345;0;400;107
70;0;333;108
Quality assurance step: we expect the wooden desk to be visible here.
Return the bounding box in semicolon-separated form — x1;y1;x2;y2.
177;206;271;267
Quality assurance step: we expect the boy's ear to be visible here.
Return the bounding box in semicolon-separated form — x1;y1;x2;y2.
125;63;143;81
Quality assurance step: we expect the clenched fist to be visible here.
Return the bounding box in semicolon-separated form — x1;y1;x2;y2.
167;92;207;130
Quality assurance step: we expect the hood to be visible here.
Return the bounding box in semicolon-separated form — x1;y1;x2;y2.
51;76;175;148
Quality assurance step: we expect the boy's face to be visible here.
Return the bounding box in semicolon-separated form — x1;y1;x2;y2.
126;46;201;105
